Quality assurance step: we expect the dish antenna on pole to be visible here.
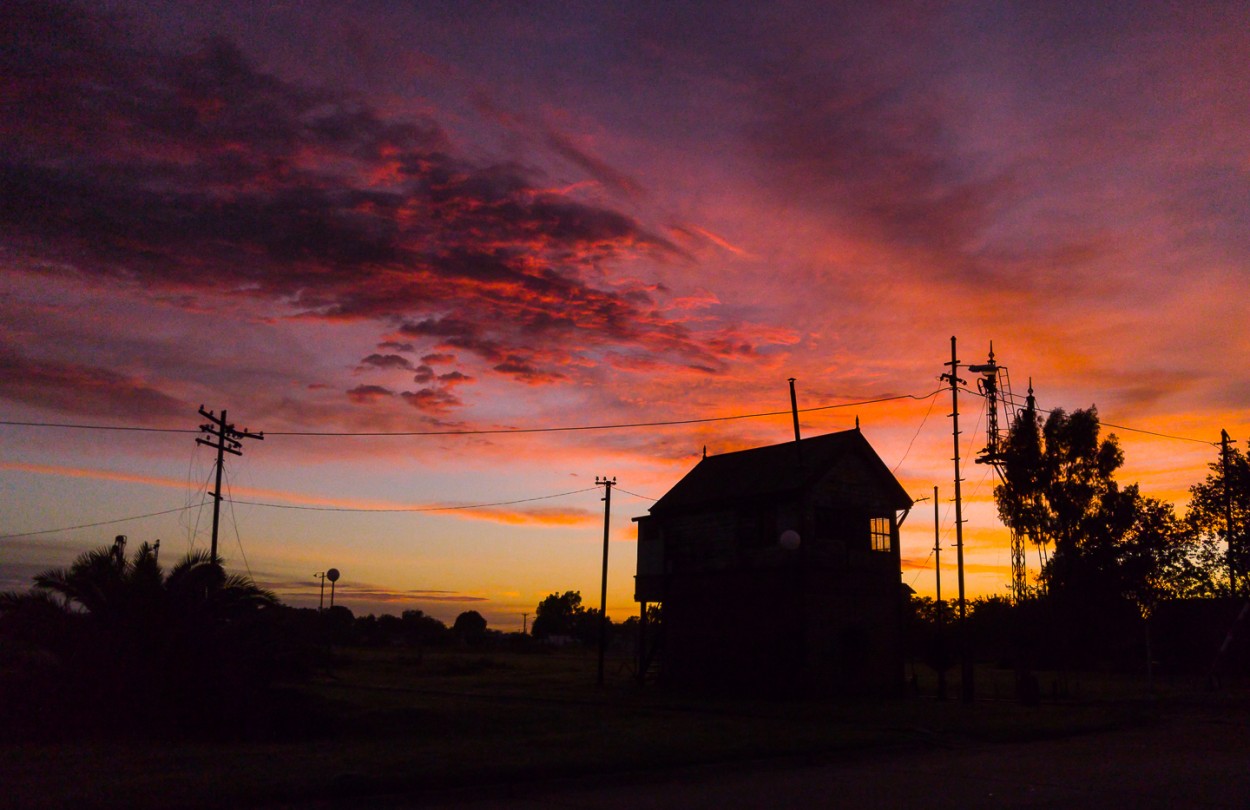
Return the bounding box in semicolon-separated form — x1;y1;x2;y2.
326;568;340;609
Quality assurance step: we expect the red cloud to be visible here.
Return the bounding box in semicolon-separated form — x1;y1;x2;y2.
358;353;415;371
401;387;461;414
0;3;795;416
0;345;185;418
346;384;395;403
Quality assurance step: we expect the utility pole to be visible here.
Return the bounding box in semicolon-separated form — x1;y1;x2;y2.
196;406;263;565
1223;430;1236;596
315;572;327;611
595;476;616;686
933;485;946;701
940;337;972;703
522;613;529;635
788;377;801;442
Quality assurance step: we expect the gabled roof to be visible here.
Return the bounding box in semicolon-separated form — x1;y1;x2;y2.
649;429;912;514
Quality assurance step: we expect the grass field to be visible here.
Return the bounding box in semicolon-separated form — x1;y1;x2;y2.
0;645;1213;809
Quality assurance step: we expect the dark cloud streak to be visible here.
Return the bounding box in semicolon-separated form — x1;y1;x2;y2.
0;1;776;413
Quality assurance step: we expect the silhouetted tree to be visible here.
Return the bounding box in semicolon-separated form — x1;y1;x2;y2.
531;590;584;639
324;604;356;645
1186;440;1250;596
997;405;1127;596
994;403;1208;667
572;606;609;646
1118;490;1209;609
400;609;448;646
0;541;283;739
452;609;488;645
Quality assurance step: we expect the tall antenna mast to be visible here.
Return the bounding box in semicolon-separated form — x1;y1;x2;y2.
970;343;1028;604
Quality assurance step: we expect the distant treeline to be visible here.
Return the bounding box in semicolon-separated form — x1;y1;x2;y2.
320;590;655;653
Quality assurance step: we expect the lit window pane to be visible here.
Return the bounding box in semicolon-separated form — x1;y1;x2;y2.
870;517;891;552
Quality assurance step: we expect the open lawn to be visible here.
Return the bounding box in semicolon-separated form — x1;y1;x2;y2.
1;646;1233;809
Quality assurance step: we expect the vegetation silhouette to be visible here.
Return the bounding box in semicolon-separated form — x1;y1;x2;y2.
1186;438;1250;596
931;403;1250;685
532;590;610;646
452;609;488;646
0;538;310;740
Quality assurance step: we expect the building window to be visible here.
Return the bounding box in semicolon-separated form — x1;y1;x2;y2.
870;517;891;552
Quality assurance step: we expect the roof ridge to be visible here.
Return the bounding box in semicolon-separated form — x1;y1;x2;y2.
701;428;859;460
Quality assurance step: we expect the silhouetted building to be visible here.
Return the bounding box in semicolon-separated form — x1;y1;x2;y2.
634;429;913;695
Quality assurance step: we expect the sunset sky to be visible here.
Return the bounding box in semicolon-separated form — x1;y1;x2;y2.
2;1;1247;630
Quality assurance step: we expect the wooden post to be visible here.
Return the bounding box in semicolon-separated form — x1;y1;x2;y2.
596;476;616;686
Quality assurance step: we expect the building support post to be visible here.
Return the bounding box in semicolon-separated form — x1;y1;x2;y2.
638;600;648;686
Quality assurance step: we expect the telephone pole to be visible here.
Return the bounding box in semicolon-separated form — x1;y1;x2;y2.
940;337;972;703
1223;430;1237;596
933;485;947;701
196;406;263;565
596;475;616;686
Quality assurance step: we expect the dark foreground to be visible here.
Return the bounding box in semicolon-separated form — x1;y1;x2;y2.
5;648;1248;809
384;701;1249;810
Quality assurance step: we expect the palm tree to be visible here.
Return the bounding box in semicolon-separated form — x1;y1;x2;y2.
0;539;280;738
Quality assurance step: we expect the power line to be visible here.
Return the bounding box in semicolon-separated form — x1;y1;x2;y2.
892;389;942;473
224;487;600;513
1099;420;1217;446
0;506;200;540
0;421;197;433
0;486;606;539
224;466;255;580
0;391;940;438
0;390;1224;446
614;487;657;501
960;386;1216;446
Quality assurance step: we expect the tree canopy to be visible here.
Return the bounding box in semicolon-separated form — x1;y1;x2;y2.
531;590;605;644
452;609;488;645
0;538;285;738
994;404;1219;616
1186;439;1250;596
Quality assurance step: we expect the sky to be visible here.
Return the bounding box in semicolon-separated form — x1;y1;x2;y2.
2;1;1247;630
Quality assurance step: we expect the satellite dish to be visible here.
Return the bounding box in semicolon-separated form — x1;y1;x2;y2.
326;568;340;583
779;530;801;551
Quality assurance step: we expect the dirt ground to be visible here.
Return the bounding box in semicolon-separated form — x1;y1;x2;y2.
390;702;1250;810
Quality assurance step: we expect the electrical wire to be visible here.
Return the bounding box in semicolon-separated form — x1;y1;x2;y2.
959;386;1216;446
184;449;215;554
0;391;941;438
223;487;600;513
0;421;197;433
892;389;941;473
224;466;254;580
0;506;200;540
612;487;655;500
2;385;1216;444
0;485;607;538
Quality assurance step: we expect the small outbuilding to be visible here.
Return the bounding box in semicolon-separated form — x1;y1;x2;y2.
634;429;913;695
